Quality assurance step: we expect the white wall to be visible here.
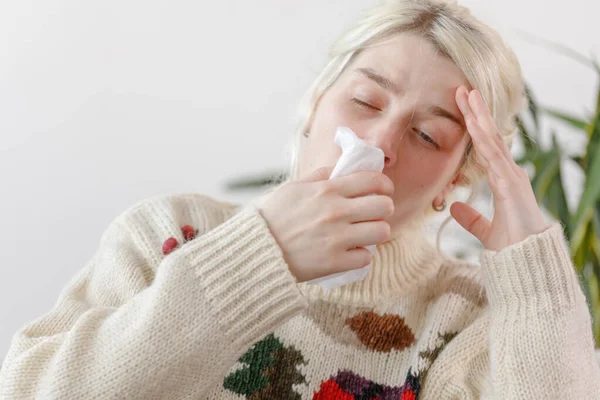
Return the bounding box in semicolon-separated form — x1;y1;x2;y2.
1;0;598;362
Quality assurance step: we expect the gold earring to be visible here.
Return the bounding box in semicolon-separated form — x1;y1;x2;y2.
433;199;447;212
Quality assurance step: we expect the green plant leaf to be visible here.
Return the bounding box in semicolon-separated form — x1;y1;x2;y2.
573;156;585;169
571;209;595;255
542;107;589;131
574;221;595;272
577;267;598;345
515;116;537;153
591;206;600;265
590;273;600;346
525;85;539;131
515;146;544;165
572;89;600;249
583;84;600;172
225;172;285;190
531;149;560;200
546;168;572;237
572;142;600;243
586;249;600;346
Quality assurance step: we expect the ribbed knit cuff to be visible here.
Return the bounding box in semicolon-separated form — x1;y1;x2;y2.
481;222;582;313
178;204;307;348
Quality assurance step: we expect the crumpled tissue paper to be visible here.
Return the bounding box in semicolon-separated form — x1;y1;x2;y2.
307;126;385;291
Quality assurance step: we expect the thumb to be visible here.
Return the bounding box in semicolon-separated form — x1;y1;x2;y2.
449;201;491;244
298;166;334;183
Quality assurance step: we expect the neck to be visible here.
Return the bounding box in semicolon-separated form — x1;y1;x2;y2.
389;211;427;239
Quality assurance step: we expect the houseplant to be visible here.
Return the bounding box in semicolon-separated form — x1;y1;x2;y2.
515;62;600;346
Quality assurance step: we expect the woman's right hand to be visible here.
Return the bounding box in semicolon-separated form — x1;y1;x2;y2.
258;166;395;282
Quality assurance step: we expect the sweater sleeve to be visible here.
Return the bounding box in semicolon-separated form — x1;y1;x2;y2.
0;198;307;399
479;221;600;398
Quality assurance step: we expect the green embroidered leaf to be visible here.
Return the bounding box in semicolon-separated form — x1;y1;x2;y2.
223;334;305;399
239;334;283;369
223;368;268;396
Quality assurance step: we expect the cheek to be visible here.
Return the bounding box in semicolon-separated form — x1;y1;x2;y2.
310;97;345;140
300;138;336;177
392;149;460;194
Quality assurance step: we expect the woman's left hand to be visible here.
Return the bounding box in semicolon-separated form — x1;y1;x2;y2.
450;86;550;252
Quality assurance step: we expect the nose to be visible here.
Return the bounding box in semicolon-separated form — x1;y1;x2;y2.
358;123;404;169
382;148;396;169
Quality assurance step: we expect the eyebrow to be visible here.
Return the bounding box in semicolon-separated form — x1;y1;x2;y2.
355;67;399;94
424;104;464;130
355;67;464;130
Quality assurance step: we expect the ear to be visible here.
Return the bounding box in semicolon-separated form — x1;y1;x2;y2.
435;172;464;202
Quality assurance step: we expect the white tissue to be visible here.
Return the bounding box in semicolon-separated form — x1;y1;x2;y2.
307;126;385;291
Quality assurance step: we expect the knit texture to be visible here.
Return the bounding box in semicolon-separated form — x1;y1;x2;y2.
0;193;598;399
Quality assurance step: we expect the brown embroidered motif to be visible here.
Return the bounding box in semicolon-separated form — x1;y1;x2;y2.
345;311;416;352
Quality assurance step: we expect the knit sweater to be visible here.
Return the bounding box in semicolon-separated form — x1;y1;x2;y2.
0;193;599;400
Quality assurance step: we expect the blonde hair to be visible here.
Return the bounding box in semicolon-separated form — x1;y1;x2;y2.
265;0;526;249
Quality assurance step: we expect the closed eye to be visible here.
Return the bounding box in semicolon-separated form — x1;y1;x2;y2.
350;97;380;111
413;128;440;150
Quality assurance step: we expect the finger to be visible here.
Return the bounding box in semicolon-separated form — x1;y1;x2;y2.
465;110;514;178
456;87;491;170
456;86;474;125
299;166;335;183
468;90;495;134
468;90;512;160
458;88;511;162
344;195;395;222
449;201;491;244
333;171;395;198
457;88;491;162
343;220;391;249
331;247;373;274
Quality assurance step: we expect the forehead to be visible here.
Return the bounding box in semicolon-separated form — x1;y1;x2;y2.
349;34;469;96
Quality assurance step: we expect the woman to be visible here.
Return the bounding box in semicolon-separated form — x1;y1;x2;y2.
1;0;598;398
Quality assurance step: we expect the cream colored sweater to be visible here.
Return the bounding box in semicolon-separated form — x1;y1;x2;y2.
1;193;599;400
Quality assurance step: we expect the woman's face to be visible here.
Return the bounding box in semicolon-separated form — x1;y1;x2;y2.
299;33;472;236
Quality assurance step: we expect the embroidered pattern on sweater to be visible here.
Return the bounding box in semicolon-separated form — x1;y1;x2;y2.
223;334;306;399
162;225;198;255
313;370;409;399
415;331;458;387
397;331;459;399
345;311;416;353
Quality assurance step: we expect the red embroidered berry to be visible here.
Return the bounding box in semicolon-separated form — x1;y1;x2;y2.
162;237;179;255
313;379;353;400
401;389;416;400
181;225;196;241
